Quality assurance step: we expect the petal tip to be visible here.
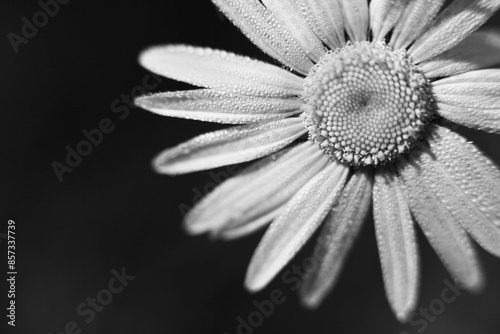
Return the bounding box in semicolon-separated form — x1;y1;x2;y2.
463;274;486;294
183;209;225;236
134;95;148;109
299;294;322;310
182;218;203;236
244;270;268;293
151;154;175;175
138;46;161;71
394;304;416;323
451;270;486;295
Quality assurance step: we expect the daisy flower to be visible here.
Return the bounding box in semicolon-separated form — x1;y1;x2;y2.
136;0;500;321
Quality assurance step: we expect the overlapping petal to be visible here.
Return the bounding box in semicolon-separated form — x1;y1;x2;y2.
153;118;306;174
433;69;500;133
261;0;326;62
420;30;500;79
140;45;304;97
409;135;500;258
135;90;302;124
245;161;349;292
390;0;445;50
428;126;500;229
373;168;419;322
184;144;306;235
297;0;346;49
399;149;484;291
409;0;500;64
299;170;373;308
215;149;329;240
185;142;329;239
338;0;369;42
211;0;314;74
370;0;408;42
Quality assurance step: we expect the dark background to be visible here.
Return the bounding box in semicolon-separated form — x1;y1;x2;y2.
2;1;500;333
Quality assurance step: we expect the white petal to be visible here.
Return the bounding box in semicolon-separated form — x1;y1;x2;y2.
153;118;306;174
214;149;329;239
338;0;369;42
369;0;408;42
214;207;280;240
213;149;329;240
420;30;500;79
245;161;350;292
434;68;500;85
433;69;500;133
211;0;313;74
261;0;326;62
390;0;445;50
373;168;419;322
139;45;304;97
399;151;484;291
436;103;500;134
135;90;303;124
185;142;328;237
299;170;373;308
410;133;500;258
184;145;303;234
408;0;500;64
298;0;346;49
428;126;500;230
433;70;500;106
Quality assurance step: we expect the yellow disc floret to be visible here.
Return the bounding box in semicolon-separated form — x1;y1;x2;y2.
302;41;434;167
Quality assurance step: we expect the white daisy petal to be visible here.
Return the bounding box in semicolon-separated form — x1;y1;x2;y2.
214;208;280;240
408;0;500;64
338;0;369;42
297;0;346;49
399;153;484;291
420;30;500;79
211;0;313;74
153;118;307;175
428;126;500;229
389;0;445;50
410;137;500;258
261;0;326;63
373;168;419;322
213;149;328;239
135;90;302;124
184;145;303;234
433;69;500;133
139;45;304;97
436;103;500;134
299;170;373;308
245;161;350;292
433;68;500;85
186;143;329;237
369;0;408;42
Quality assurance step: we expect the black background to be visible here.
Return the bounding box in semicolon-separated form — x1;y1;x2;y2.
2;1;500;333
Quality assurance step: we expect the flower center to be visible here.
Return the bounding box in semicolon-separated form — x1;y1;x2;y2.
302;41;434;167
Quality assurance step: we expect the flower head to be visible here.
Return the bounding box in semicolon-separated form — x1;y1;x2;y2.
136;0;500;321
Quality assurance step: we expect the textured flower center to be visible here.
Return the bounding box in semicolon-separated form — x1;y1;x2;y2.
302;42;434;167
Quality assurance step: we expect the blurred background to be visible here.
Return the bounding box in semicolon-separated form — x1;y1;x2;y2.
2;0;500;333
